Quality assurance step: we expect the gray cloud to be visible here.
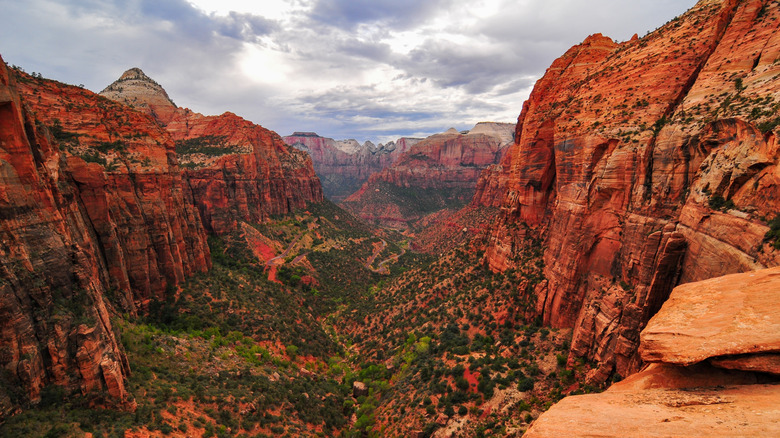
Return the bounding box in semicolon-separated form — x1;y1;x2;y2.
310;0;455;29
0;0;698;143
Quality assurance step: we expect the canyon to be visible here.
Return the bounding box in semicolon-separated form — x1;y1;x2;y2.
476;0;780;384
341;122;514;229
0;60;321;413
283;132;420;202
0;0;778;435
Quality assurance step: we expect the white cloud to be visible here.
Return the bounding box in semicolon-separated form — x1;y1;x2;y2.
0;0;697;143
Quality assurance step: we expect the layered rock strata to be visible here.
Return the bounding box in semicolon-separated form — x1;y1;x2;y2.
524;267;780;437
283;132;421;202
16;69;212;310
0;63;322;412
101;69;323;235
0;59;184;413
343;123;514;228
476;0;780;381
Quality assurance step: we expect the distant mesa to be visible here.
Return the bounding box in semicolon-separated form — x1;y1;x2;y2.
283;131;423;202
340;122;515;229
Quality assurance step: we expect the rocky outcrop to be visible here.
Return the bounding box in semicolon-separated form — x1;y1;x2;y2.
283;132;421;202
101;71;324;235
342;123;514;228
524;267;780;437
0;59;157;412
100;68;178;124
525;376;780;437
477;0;780;381
640;267;780;372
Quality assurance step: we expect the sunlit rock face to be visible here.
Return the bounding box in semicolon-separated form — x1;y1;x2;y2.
0;59;208;411
525;267;780;438
476;0;780;381
341;123;514;228
283;132;421;202
101;69;324;235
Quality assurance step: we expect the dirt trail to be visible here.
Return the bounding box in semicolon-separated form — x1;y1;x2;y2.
266;233;306;282
365;239;388;270
366;240;407;274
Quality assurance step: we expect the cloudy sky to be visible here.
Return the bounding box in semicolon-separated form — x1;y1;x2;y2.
1;0;696;143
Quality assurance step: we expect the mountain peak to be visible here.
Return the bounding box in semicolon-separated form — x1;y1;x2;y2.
100;67;177;121
118;67;150;81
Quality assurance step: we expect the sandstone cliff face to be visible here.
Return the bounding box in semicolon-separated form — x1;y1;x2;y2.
16;70;211;311
0;62;323;412
0;60;150;413
477;0;780;382
283;132;421;202
342;123;514;228
99;68;178;124
525;267;780;437
165;111;323;235
101;70;323;235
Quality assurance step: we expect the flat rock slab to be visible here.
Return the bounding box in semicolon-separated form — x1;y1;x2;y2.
525;383;780;438
640;266;780;365
710;353;780;376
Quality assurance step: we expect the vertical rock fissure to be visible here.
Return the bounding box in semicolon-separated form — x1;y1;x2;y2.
642;0;742;201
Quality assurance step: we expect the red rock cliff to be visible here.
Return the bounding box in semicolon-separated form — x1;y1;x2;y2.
342;123;514;228
283;132;420;202
15;70;211;311
476;0;780;382
0;59;167;413
101;70;323;235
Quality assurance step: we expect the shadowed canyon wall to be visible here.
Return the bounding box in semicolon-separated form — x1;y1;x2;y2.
0;62;322;411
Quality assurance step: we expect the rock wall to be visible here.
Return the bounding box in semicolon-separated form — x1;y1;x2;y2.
477;0;780;382
166;111;323;235
15;70;212;311
283;132;420;202
342;123;514;228
101;70;324;235
0;59;158;413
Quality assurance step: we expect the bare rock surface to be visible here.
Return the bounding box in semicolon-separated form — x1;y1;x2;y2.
475;0;780;381
526;266;780;437
640;267;780;366
524;382;780;438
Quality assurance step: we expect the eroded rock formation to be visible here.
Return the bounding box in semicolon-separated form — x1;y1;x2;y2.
524;267;780;437
0;63;322;412
101;69;323;235
476;0;780;381
283;132;421;202
342;123;514;228
0;59;180;413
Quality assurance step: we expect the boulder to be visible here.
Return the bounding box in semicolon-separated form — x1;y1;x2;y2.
352;381;369;398
640;267;780;366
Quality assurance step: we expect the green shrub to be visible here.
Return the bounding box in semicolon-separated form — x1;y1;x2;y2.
708;195;735;212
764;215;780;249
